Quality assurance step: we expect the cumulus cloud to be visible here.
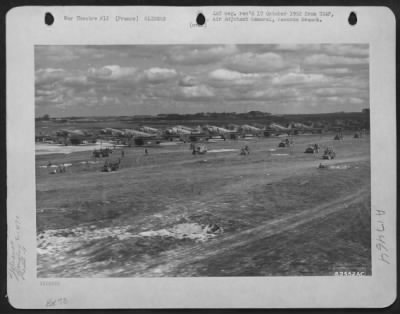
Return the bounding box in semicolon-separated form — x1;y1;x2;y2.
314;87;361;96
35;94;64;107
209;69;263;86
101;96;121;106
340;76;369;89
272;72;327;85
271;44;368;57
166;45;238;65
176;85;215;100
321;96;366;106
142;67;177;83
319;68;352;75
36;89;58;97
36;46;80;64
179;75;198;87
63;75;89;87
322;44;368;57
349;97;365;104
271;44;323;53
88;65;137;81
86;66;178;86
35;44;370;116
238;88;299;101
226;52;286;73
35;68;66;86
35;46;127;68
305;54;368;66
210;69;255;80
273;44;302;51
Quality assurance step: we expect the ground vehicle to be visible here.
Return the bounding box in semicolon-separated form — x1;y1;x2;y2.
278;138;292;147
102;158;121;172
304;144;320;153
322;148;336;160
240;145;250;155
93;148;113;158
192;144;207;155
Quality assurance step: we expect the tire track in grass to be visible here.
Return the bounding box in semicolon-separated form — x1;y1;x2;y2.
122;187;368;276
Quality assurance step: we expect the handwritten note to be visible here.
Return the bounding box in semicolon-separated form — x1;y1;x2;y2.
375;209;390;264
45;297;68;307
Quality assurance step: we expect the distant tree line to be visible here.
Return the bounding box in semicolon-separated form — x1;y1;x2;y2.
35;114;50;121
155;111;272;120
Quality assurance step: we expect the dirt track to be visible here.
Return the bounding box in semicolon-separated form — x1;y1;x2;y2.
36;134;371;277
133;187;369;276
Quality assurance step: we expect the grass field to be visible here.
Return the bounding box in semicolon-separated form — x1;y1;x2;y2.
36;133;371;277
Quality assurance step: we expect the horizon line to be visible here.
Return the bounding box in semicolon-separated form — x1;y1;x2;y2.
36;109;369;119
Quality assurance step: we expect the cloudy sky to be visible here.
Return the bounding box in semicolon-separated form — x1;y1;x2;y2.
35;44;369;117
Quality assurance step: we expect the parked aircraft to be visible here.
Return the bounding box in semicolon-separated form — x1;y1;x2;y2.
204;125;237;135
100;128;126;136
138;126;159;134
263;123;293;136
124;129;154;137
290;122;314;130
100;128;153;137
290;122;323;134
177;125;202;133
240;124;263;134
165;125;199;135
226;124;240;131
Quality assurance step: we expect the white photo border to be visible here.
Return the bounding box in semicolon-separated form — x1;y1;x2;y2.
6;6;396;308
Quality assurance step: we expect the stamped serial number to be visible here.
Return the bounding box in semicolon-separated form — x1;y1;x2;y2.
40;281;60;286
334;271;365;276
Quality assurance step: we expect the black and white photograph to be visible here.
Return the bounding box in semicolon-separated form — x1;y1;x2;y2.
7;6;396;308
35;44;371;278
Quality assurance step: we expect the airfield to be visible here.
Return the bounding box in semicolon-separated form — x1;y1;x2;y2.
36;130;371;277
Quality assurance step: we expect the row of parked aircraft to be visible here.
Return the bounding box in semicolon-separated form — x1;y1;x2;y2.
100;128;155;137
53;122;324;141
